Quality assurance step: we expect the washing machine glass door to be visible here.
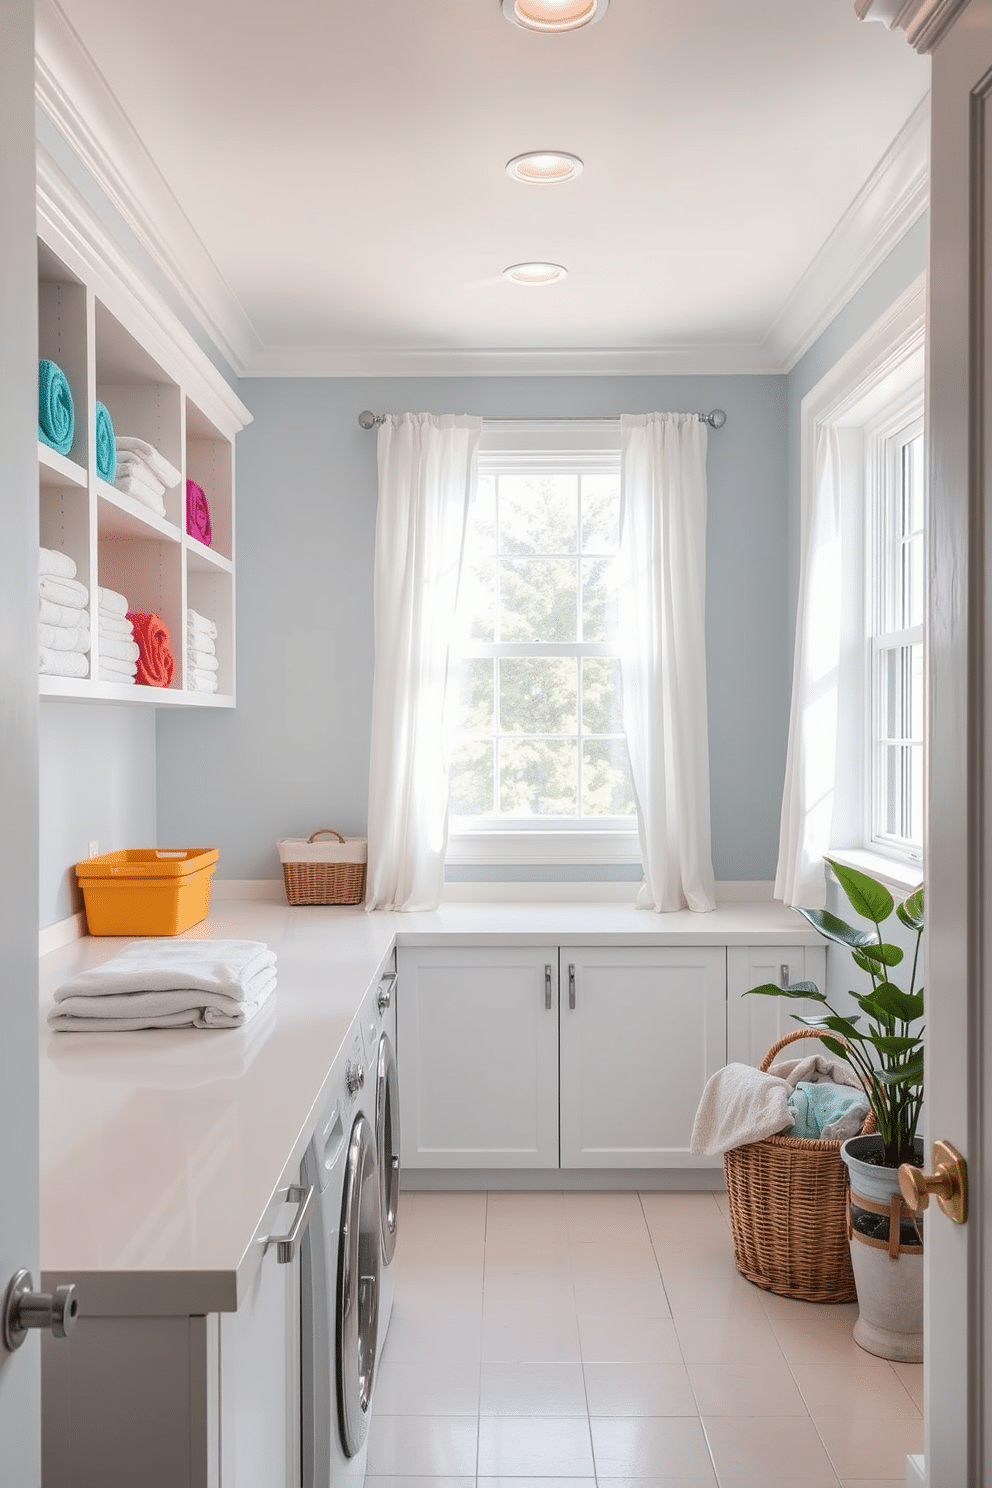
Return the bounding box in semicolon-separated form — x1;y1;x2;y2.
338;1113;380;1457
376;1032;400;1264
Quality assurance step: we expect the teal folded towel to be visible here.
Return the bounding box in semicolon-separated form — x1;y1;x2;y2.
94;401;116;482
787;1081;870;1141
38;359;75;456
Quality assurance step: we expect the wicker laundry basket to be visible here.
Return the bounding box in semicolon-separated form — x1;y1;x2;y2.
724;1028;875;1304
277;829;367;906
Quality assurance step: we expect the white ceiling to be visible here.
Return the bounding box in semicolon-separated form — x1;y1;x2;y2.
39;0;930;377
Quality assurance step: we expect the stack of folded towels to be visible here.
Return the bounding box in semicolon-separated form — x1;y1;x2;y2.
38;547;89;678
47;939;277;1032
112;436;182;519
96;587;140;685
187;608;219;694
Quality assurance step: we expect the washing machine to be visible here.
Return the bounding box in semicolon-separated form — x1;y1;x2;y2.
301;1023;382;1488
360;964;401;1364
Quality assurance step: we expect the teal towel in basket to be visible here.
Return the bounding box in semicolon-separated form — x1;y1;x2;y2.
94;401;116;482
38;359;75;456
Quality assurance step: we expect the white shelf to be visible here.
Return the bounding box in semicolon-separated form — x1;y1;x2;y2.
36;227;248;707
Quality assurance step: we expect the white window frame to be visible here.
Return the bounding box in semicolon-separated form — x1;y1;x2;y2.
445;420;641;868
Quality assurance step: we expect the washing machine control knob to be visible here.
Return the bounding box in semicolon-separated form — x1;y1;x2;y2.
345;1060;365;1096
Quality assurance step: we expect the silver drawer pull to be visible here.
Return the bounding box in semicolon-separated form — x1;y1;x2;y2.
545;964;552;1010
264;1184;316;1264
780;963;790;988
568;963;576;1010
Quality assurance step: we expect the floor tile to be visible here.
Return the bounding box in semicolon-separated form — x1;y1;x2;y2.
366;1414;479;1477
590;1415;716;1479
578;1313;684;1363
477;1414;595;1476
892;1361;924;1410
813;1414;925;1480
480;1360;587;1416
572;1268;671;1317
478;1480;594;1488
838;1482;904;1488
583;1361;697;1417
663;1275;767;1323
380;1310;483;1364
673;1316;786;1366
792;1363;923;1418
372;1357;480;1416
687;1360;808;1416
482;1308;582;1362
768;1315;870;1368
701;1415;840;1485
365;1479;474;1488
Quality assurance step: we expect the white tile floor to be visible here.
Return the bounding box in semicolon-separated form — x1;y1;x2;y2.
367;1190;923;1488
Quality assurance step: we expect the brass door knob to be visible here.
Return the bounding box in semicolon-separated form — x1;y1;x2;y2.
898;1139;968;1225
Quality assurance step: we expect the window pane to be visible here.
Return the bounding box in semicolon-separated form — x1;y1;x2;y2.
879;644;922;743
451;658;494;734
499;738;578;816
581;555;619;643
499;657;577;735
581;472;620;552
498;474;578;555
582;739;636;816
582;657;624;735
459;558;496;642
499;558;578;642
449;741;495;816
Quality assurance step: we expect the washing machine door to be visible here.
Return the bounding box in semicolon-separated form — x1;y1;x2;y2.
338;1113;380;1457
376;1032;400;1265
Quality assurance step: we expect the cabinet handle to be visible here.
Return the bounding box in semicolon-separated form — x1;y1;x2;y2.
264;1183;316;1265
780;963;790;989
545;964;552;1010
568;963;576;1010
377;973;396;1012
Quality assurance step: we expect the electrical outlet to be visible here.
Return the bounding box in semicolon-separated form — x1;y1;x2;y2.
88;840;100;859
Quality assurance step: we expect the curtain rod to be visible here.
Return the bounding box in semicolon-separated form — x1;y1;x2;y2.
357;408;727;430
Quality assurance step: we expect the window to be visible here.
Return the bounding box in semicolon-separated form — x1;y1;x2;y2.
445;423;638;864
866;407;924;861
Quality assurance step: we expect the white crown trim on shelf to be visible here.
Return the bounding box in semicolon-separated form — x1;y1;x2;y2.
35;0;260;378
245;341;781;378
855;0;970;53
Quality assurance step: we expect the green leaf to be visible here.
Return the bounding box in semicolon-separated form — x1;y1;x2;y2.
795;1013;865;1040
896;885;925;931
743;982;827;1002
825;859;895;923
859;942;904;968
876;1052;925;1086
820;1034;853;1063
871;1035;924;1056
852;949;882;976
793;906;878;951
870;983;925;1023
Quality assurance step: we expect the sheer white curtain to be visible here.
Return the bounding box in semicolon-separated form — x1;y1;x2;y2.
775;423;843;908
365;413;482;911
619;413;716;913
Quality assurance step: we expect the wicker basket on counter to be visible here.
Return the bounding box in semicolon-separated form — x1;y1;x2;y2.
277;829;367;906
723;1028;876;1304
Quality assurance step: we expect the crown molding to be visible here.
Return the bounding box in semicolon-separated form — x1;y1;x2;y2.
762;95;928;372
855;0;969;53
34;0;260;377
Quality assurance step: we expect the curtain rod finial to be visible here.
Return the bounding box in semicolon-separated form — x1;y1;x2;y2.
707;409;726;429
358;410;379;430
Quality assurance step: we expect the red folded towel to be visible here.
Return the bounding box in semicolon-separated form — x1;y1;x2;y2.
126;611;175;687
186;479;212;546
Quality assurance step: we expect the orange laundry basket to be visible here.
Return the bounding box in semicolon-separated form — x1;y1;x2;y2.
74;848;219;935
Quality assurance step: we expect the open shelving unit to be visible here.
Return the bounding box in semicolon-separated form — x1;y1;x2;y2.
36;228;249;707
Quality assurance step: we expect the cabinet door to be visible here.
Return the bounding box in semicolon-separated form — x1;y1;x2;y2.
397;946;559;1168
725;944;827;1069
558;946;727;1169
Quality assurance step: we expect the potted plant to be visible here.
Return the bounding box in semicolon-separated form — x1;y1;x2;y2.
745;858;925;1361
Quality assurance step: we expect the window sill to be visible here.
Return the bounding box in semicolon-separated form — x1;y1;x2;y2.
826;847;924;896
445;829;641;867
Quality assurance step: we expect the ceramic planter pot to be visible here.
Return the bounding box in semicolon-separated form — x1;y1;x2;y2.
840;1133;924;1363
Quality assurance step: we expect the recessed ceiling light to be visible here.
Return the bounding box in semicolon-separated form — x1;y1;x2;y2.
501;0;607;32
506;151;584;184
503;262;568;285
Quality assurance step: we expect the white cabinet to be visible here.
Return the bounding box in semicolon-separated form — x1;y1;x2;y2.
558;946;726;1168
36;227;248;706
726;943;827;1069
397;943;729;1173
397;945;560;1168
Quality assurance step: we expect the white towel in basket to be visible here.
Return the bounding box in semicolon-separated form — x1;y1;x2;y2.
690;1063;793;1156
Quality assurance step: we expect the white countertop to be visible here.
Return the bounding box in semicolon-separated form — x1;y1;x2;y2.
38;893;818;1316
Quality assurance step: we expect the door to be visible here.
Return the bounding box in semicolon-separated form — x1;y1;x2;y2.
0;1;43;1482
558;946;726;1168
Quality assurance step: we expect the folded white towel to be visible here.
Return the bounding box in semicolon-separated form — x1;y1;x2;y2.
114;436;182;489
98;667;137;684
113;475;168;518
40;598;90;629
39;647;88;678
186;628;216;654
189;649;219;671
99;636;140;663
690;1064;793;1156
769;1054;864;1092
97;587;129;617
188;670;219;693
186;608;218;641
39;546;77;580
39;574;88;609
114;455;167;498
99;653;137;674
48;940;277;1031
39;622;90;653
99;614;135;640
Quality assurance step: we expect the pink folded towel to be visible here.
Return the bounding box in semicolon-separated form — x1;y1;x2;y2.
186;479;212;546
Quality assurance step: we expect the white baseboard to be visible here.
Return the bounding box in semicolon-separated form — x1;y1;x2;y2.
38;911;86;955
401;1168;726;1192
211;878;286;901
